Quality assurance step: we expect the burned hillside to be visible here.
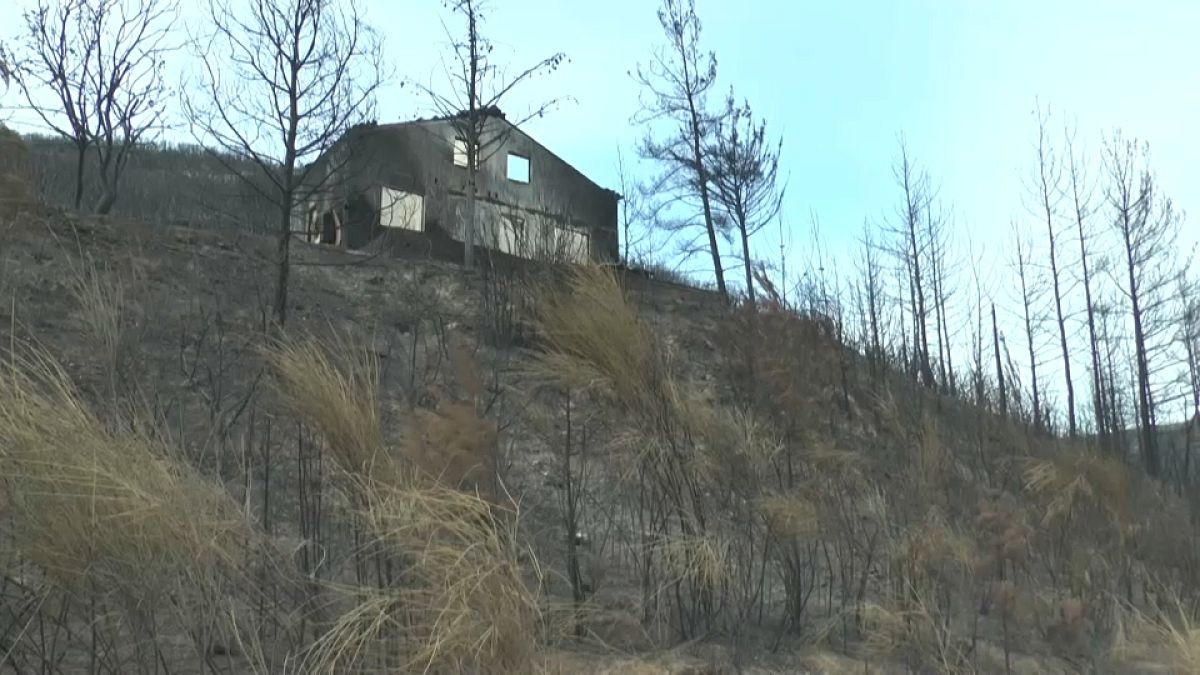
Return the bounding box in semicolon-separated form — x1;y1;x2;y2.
0;205;1198;674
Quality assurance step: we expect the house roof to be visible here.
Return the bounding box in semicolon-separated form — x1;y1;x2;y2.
350;109;622;201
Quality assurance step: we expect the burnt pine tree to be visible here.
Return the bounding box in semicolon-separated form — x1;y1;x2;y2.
1063;122;1108;441
184;0;383;328
925;202;956;394
1177;273;1199;486
634;0;728;298
856;222;886;378
1027;104;1077;436
1103;132;1185;478
615;147;652;265
888;139;935;388
1012;223;1045;432
705;91;785;307
419;0;566;270
13;0;175;212
993;302;1008;418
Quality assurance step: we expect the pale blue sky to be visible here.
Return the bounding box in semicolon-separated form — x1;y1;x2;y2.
4;0;1196;268
367;0;1200;275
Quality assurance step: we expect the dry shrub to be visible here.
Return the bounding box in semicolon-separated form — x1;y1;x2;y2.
975;492;1032;571
0;172;35;219
760;495;820;540
0;345;252;602
405;400;497;494
0;126;35;219
720;274;842;426
888;509;976;600
0;125;29;173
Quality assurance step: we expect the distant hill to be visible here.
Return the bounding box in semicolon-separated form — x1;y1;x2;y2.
21;134;277;234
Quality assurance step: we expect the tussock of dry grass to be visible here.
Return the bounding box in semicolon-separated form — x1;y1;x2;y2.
1111;600;1200;673
531;266;676;426
305;480;539;674
270;333;539;674
0;346;251;596
861;593;975;674
69;256;131;376
1024;449;1133;531
655;534;729;591
268;332;393;485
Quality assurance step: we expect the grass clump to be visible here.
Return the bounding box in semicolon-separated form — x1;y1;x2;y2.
0;344;255;669
0;345;251;596
269;331;539;674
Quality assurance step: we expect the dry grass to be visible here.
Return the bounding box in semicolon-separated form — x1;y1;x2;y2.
1024;448;1134;533
1111;599;1200;673
270;332;539;674
861;593;974;674
531;265;675;427
760;495;820;540
0;343;252;606
68;256;132;382
304;480;539;674
268;330;393;487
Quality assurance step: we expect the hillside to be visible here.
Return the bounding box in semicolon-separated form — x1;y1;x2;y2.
1;204;1199;674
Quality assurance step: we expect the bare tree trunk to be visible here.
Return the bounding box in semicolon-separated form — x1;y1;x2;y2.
1032;109;1077;436
739;221;754;306
686;88;725;298
73;141;86;209
993;303;1007;418
1104;134;1178;478
1015;237;1042;431
893;142;934;388
463;6;479;270
1065;127;1107;442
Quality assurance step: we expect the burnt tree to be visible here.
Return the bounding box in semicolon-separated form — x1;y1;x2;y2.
634;0;728;297
418;0;566;269
705;91;785;307
12;0;175;212
184;0;383;328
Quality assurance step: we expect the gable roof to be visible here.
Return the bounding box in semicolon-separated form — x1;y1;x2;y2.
351;109;621;201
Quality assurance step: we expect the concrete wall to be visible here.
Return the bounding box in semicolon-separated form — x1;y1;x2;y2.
296;115;619;263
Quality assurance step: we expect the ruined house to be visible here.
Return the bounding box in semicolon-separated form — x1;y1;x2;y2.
294;109;620;264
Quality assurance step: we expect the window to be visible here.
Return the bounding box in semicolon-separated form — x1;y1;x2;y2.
380;187;425;231
506;153;530;183
453;138;468;167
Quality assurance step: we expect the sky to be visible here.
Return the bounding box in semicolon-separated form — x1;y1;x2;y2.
3;0;1199;421
369;0;1200;283
4;0;1197;266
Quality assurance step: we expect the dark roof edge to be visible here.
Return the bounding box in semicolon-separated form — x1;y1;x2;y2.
356;110;621;200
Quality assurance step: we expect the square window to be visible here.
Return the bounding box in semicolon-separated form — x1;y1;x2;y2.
507;153;530;183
